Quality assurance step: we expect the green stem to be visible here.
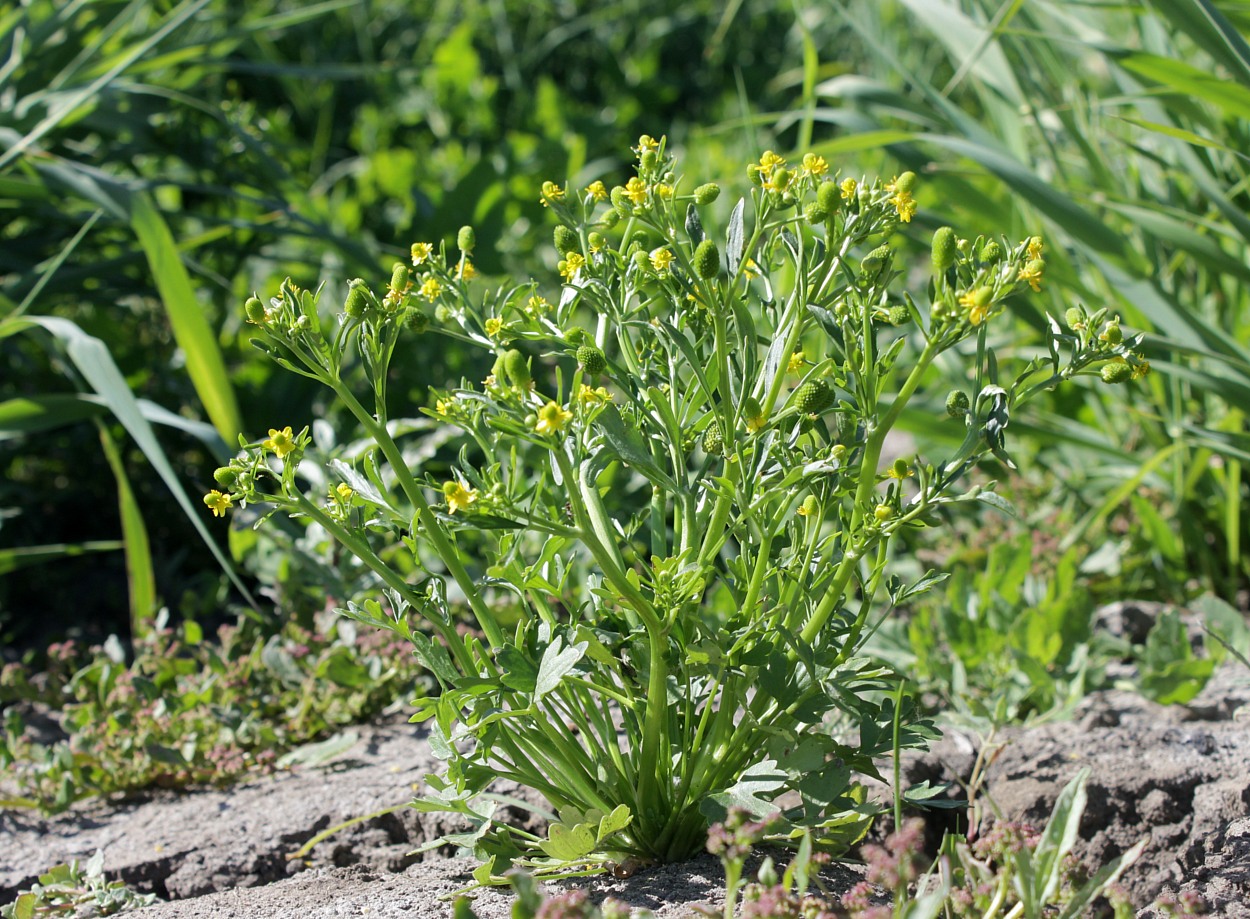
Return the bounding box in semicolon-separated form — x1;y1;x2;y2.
329;380;503;649
800;337;940;644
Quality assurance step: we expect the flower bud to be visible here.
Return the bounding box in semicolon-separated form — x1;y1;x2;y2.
457;226;475;252
554;225;580;256
747;164;763;186
873;504;894;523
588;231;606;251
1100;319;1123;345
793;380;832;414
770;167;791;190
213;467;239;487
945;390;970;417
931;227;957;275
779;192;797;210
693;239;720;280
694;183;721;205
1065;307;1084;329
1100;358;1132;384
799;495;819;517
502;349;531;389
434;304;452;323
576;345;606;374
631;249;651;271
244;296;267;324
344;279;370;318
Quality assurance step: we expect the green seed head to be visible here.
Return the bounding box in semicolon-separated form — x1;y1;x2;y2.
702;425;724;455
554;225;580;256
980;240;1003;264
893;171;916;193
390;262;410;291
576;345;606;375
1101;320;1123;345
1101;358;1132;384
803;202;829;225
793;380;832;415
945;390;971;417
244;296;267;324
694;183;721;205
344;279;370;318
588;231;606;251
1065;307;1085;330
502;349;531;389
434;304;452;323
640;150;658;172
407;310;429;334
457;226;475;252
816;180;840;214
770;167;791;191
860;245;892;277
931;227;957;275
213;467;239;487
887;304;910;326
693;239;720;280
600;208;621;228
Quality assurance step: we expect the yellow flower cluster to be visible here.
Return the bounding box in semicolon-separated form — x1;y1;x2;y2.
535;400;573;435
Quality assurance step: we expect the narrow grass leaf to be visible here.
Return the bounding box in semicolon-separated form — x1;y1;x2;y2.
0;315;254;606
0;542;123;577
130;191;242;443
96;420;157;636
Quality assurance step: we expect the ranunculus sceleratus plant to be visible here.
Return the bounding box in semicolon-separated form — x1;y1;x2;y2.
207;136;1147;882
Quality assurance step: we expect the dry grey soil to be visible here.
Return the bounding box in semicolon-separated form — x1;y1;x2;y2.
3;602;1249;918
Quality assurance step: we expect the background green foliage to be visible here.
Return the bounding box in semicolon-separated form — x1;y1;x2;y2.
2;0;1247;662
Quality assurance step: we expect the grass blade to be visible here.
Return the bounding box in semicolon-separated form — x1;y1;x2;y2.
0;314;255;608
129;190;242;443
96;419;157;636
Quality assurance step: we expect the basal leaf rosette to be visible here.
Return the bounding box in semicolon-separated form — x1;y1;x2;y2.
206;136;1147;884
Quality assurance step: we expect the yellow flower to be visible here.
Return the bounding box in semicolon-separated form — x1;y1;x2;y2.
787;350;805;373
1018;260;1044;293
744;258;761;280
873;503;894;523
420;277;443;301
801;153;829;177
560;252;586;281
757;150;786;177
484;317;504;338
204;490;232;518
457;260;476;281
890;189;917;223
587;180;608;201
525;295;550;318
797;495;818;517
624;176;648;205
540;180;565;206
1131;359;1151;380
410;242;433;266
335;483;354;502
654;183;673;200
577;384;612;405
535;400;574;435
637;134;660;154
263;426;296;459
649;247;674;273
1027;235;1044;261
443;481;478;514
958;288;993;326
840;178;858;201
